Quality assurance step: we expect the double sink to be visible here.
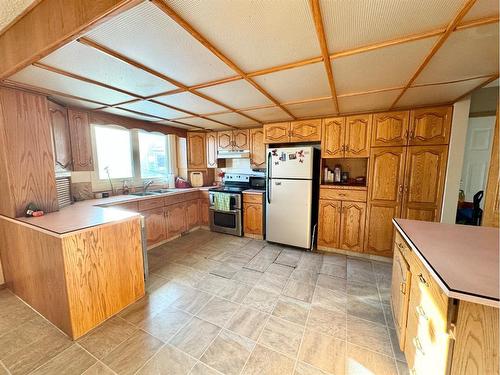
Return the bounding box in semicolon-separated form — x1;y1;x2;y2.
130;189;177;196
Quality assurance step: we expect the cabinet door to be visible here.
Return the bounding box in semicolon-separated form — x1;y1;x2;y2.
365;147;406;257
345;114;372;157
372;111;409;147
339;201;366;252
391;247;411;349
206;131;218;168
68;109;93;171
483;108;499;227
49;101;72;169
187;132;206;169
243;202;263;235
409;106;452;146
317;200;341;248
218;131;233;150
250;128;265;168
233;129;250;150
321;117;345;158
186;199;200;229
143;207;166;247
199;198;209;226
166;202;187;238
290;119;321;142
402;145;448;222
263;122;290;144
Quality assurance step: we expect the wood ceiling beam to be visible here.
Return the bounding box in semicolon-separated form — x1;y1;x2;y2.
454;74;499;102
309;0;340;113
389;0;479;109
151;0;297;120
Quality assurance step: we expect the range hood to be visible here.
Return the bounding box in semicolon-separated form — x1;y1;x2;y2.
217;150;250;159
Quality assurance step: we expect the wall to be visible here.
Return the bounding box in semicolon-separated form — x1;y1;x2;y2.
216;158;259;182
469;87;498;116
441;98;471;224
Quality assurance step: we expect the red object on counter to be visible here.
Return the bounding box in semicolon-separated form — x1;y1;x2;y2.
175;176;192;188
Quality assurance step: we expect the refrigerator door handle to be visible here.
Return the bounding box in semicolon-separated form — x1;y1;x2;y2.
267;151;272;204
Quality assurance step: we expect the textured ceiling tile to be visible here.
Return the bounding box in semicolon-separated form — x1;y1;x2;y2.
285;99;336;118
100;107;157;122
197;79;273;109
177;116;231;130
206;112;259;127
338;89;401;113
240;106;293;122
461;0;499;22
120;100;187;119
154;91;226;114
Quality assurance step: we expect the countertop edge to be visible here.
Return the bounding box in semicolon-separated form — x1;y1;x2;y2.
393;219;499;308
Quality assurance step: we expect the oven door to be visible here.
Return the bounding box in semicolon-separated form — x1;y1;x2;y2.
209;207;242;236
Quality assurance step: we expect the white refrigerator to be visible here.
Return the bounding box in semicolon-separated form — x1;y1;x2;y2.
266;146;318;249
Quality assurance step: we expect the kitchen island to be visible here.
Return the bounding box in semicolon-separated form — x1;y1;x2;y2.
391;218;498;375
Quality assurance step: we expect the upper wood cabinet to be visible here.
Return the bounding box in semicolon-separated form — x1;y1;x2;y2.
264;122;289;143
68;109;93;171
187;132;206;169
206;131;217;168
318;199;341;249
250;128;265;169
409;106;452;146
217;129;250;151
290;119;321;142
339;201;366;252
49;101;72;170
321;117;345;158
321;114;371;158
217;131;233;150
371;111;410;147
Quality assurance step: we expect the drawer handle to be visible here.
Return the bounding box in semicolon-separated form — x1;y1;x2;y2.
413;337;425;356
338;193;346;196
397;242;404;249
418;273;429;287
400;282;406;295
416;305;428;320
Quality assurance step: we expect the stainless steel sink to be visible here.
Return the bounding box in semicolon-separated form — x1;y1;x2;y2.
150;189;177;194
130;192;160;196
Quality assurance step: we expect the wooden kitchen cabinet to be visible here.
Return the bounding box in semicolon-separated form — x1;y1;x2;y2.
339;201;366;252
321;117;345;158
409;106;452;146
243;192;264;239
345;114;372;157
206;131;218;168
166;202;187;239
142;207;166;247
317;199;341;249
186;199;200;230
263;122;289;143
187;132;206;169
217;130;233;150
250;127;265;169
371;111;409;147
49;100;72;170
68;109;93;171
199;197;209;226
217;129;249;151
391;242;411;348
290;119;321;142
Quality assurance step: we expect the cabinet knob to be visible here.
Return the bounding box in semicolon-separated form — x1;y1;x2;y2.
417;273;429;287
416;305;428;320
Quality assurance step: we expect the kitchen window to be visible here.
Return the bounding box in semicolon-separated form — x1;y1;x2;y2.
94;125;133;180
138;131;167;179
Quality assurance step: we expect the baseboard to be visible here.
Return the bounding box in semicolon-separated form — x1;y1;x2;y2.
316;245;392;263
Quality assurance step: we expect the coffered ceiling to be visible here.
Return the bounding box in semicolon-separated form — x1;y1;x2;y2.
4;0;499;130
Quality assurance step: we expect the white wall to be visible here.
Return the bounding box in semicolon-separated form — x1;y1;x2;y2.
441;98;471;224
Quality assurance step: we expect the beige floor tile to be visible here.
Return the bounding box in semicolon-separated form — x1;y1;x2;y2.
299;330;346;374
290;269;319;285
345;344;398;375
119;294;174;326
0;317;53;360
0;298;38;336
81;362;116;375
347;267;376;284
189;362;221;375
242;344;295;375
217;279;253;303
312;286;347;312
101;330;163;375
294;361;331;375
347;296;386;325
347;280;380;301
201;330;255;375
29;345;96;375
389;328;406;362
170;317;221;359
307;306;346;339
0;363;9;375
272;296;310;326
320;264;347;279
316;275;346;293
255;273;289;294
196;297;239;327
140;306;192;342
3;329;72;375
283;279;315;303
227;306;268;341
383;304;396;330
258;316;303;357
233;269;263;286
145;274;170;293
196;274;231;295
243;287;280;313
322;253;347;267
172;288;212;314
265;264;294;278
275;249;302;267
79;317;138;359
244;255;275;273
210;262;242;279
396;360;410;375
136;344;197;375
347;316;392;357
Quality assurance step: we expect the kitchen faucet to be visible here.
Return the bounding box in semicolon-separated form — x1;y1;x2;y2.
143;180;154;193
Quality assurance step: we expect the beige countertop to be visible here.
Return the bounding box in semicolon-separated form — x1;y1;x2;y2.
17;187;209;235
393;218;499;307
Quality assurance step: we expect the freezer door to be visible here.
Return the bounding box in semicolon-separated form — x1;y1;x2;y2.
268;146;314;179
266;178;312;248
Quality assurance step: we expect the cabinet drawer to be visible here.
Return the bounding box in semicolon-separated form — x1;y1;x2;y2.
243;193;264;204
138;197;164;211
164;192;199;206
394;232;411;259
320;188;367;202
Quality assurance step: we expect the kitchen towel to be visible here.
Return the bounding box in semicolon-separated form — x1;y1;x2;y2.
214;192;230;211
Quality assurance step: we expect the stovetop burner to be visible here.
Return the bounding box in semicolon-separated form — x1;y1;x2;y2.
208;186;248;193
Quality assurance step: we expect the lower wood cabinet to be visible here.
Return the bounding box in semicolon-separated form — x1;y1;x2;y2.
243;192;264;239
391;237;411;348
199;197;209;226
165;202;187;238
186;199;200;229
142;207;167;247
318;200;341;248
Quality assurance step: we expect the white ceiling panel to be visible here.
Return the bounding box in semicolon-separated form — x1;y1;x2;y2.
338;89;402;113
156;120;197;130
206;112;259;128
333;36;439;95
461;0;499;22
84;1;235;86
120;100;188;119
165;0;320;72
321;0;463;52
48;95;102;110
240;106;293;123
197;79;273;109
100;107;157;122
397;77;489;107
253;62;331;102
40;41;176;97
415;23;499;84
9;65;134;104
154;91;226;114
285;99;337;118
177;116;231;130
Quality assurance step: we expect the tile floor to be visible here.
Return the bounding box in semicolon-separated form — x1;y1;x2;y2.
0;229;409;375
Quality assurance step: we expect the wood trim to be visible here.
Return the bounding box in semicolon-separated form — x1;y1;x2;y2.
0;0;141;79
309;0;339;113
151;0;297;120
482;102;499;228
455;15;500;30
389;0;479;109
453;74;499;103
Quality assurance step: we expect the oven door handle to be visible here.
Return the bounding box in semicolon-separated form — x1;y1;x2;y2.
209;207;240;214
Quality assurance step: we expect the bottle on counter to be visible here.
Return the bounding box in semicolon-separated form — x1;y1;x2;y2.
334;165;341;183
